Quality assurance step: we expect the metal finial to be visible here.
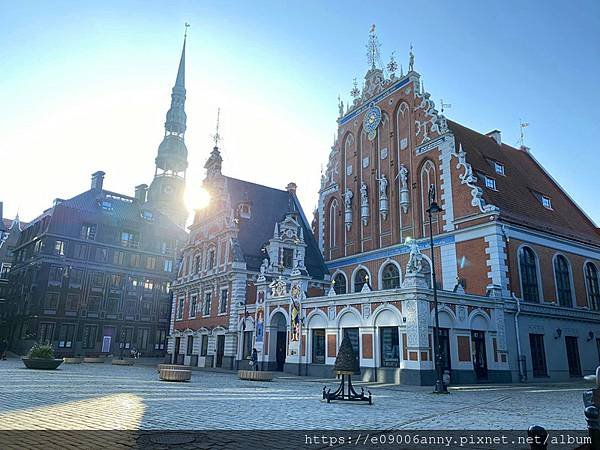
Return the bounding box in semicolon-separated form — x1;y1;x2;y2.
387;51;398;76
212;108;221;148
184;22;190;38
366;24;382;70
350;78;360;98
440;99;452;114
518;119;530;147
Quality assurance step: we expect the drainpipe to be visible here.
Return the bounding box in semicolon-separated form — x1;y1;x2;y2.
512;293;526;383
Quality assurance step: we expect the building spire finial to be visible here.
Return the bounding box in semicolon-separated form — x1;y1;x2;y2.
212;108;221;149
366;24;382;70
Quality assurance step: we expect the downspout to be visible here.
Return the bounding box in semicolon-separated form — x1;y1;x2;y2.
512;293;525;383
502;224;525;383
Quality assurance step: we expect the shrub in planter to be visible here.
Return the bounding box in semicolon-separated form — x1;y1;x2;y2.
22;343;64;370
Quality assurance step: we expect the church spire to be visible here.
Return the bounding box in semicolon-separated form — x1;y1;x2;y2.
146;25;190;228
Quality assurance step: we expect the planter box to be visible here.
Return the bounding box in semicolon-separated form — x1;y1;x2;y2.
157;363;183;373
83;357;105;363
112;359;134;366
159;368;191;382
22;357;64;370
238;370;273;381
63;357;83;364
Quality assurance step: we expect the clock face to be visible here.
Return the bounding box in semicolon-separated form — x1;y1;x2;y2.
363;103;382;141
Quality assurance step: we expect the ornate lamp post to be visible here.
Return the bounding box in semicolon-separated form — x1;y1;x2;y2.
427;185;447;394
119;328;127;360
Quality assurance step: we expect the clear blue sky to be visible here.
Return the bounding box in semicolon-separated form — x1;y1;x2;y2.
1;0;599;225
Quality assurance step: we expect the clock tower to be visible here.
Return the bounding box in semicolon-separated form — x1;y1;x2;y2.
146;32;189;227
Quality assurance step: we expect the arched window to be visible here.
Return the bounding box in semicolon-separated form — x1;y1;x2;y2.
519;247;540;303
382;263;400;290
554;255;573;307
207;247;216;270
420;160;437;235
585;262;600;311
354;269;369;292
329;199;338;249
333;273;347;295
421;259;432;289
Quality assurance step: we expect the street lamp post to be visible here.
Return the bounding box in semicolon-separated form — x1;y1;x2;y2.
119;329;126;360
426;185;448;394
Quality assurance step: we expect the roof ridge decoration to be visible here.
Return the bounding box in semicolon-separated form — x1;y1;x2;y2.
414;85;448;145
453;144;499;214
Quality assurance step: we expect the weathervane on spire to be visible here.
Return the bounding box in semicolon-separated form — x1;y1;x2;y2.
184;22;190;38
387;51;398;78
212;108;221;148
350;78;360;98
366;24;382;70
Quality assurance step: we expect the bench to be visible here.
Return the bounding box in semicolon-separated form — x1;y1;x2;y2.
157;363;184;373
63;357;83;364
159;368;192;382
83;357;106;363
112;359;134;366
238;370;273;381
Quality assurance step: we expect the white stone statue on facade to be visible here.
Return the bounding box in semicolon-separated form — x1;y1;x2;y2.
408;45;414;72
405;239;423;275
360;182;369;225
398;164;410;214
376;173;389;219
344;188;353;231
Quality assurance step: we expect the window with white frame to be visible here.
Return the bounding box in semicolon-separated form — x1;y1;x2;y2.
176;296;184;320
189;294;198;318
164;259;173;272
484;176;497;190
541;195;552;209
494;161;505;175
203;292;212;316
329;199;338;248
219;289;228;314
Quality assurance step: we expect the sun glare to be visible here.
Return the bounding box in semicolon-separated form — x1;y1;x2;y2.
185;186;210;210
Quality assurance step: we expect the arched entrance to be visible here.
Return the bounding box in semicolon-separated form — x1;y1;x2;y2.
271;312;287;371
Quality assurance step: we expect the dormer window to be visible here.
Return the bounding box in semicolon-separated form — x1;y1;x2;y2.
484;176;497;190
101;200;113;211
282;248;294;268
238;203;251;219
541;195;552;209
494;162;505;175
142;210;153;221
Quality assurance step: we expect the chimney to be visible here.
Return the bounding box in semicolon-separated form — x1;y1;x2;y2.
134;184;148;203
91;171;105;190
486;130;502;145
286;182;297;194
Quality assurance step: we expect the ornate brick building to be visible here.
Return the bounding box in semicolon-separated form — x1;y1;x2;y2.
170;28;600;384
168;132;329;370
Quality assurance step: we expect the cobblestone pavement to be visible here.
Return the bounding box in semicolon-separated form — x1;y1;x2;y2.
0;358;588;431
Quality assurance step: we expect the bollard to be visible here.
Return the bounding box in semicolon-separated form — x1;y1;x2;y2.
527;425;548;450
585;406;600;450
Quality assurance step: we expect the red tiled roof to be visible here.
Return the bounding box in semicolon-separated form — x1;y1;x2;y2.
448;121;600;245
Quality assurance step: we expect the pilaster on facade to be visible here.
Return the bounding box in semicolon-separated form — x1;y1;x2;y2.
484;226;510;297
439;134;456;233
228;272;248;332
440;242;458;291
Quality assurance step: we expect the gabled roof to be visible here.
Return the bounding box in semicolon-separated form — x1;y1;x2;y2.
448;121;600;245
225;176;328;279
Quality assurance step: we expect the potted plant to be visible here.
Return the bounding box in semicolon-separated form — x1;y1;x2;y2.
22;343;64;370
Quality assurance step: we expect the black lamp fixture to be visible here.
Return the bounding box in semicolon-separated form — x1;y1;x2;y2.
554;328;562;339
427;184;447;394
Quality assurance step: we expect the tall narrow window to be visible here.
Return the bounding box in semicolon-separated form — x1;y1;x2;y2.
333;273;347;295
312;329;325;364
176;296;184;320
354;269;369;292
420;160;437;235
382;263;400;289
585;263;600;311
189;294;198;318
519;247;540;302
529;334;547;377
554;255;573;307
380;326;400;367
219;289;228;314
329;199;338;249
203;292;212;316
565;336;581;377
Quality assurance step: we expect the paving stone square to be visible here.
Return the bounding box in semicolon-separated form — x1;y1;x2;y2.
0;358;588;432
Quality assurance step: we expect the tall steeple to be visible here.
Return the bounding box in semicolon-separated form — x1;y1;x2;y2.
146;26;190;228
